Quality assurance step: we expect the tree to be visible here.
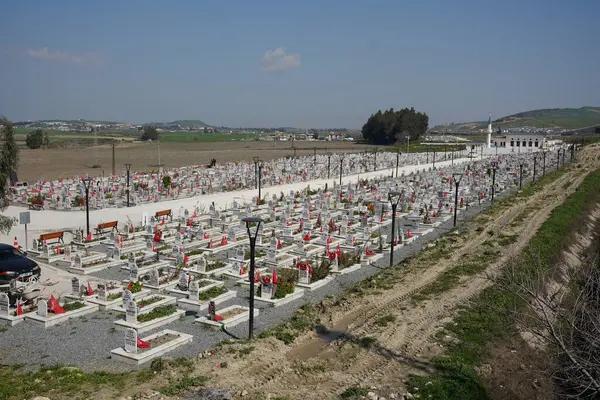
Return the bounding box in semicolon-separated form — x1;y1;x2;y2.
141;126;159;141
0;117;19;234
25;129;45;149
361;107;429;145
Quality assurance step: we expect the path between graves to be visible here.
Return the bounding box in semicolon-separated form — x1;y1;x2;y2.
171;147;600;399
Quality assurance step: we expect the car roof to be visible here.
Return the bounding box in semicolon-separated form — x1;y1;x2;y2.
0;243;15;250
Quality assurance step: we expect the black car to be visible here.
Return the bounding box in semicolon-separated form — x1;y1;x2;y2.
0;243;41;283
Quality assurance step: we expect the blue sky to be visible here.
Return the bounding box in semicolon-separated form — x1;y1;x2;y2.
1;0;599;128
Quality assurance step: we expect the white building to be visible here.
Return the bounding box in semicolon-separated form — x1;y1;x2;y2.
491;133;548;151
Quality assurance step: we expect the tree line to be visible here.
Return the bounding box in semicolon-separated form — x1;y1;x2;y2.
361;107;429;145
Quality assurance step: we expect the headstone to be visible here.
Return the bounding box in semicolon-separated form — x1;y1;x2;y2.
269;237;277;251
125;300;137;323
198;255;207;273
178;272;188;291
128;252;136;269
130;261;139;282
149;269;159;286
268;249;276;262
141;212;149;227
227;229;236;244
123;289;132;304
236;247;245;261
188;280;199;301
97;284;107;302
37;299;48;317
0;293;9;316
71;277;81;295
298;266;310;285
124;328;138;354
208;300;216;321
260;281;273;299
176;252;184;267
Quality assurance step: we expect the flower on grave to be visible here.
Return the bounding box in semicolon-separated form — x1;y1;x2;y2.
262;275;272;285
298;261;312;275
328;219;336;232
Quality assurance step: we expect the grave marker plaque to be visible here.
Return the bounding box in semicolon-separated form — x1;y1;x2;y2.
123;289;132;304
198;255;207;273
0;293;9;316
149;269;159;286
189;280;199;302
97;284;107;302
37;300;48;317
178;272;188;291
124;328;137;354
71;277;81;295
125;300;138;323
130;261;139;282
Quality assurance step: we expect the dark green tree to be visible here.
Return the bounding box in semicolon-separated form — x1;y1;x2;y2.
0;117;19;233
141;126;159;141
361;107;429;145
25;129;45;149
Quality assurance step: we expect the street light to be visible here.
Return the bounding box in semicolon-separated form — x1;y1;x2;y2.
519;158;524;190
339;156;344;186
242;216;263;340
253;157;259;189
388;191;402;267
257;160;264;204
557;148;560;171
82;177;92;236
125;163;131;207
491;161;498;204
313;147;317;166
373;148;378;171
452;173;463;227
327;152;332;180
396;149;400;178
543;151;547;176
433;151;436;169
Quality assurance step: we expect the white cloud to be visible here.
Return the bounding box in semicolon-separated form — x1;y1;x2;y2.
260;47;300;72
22;47;103;66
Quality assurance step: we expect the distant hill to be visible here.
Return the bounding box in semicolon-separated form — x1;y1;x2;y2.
433;107;600;132
166;120;210;128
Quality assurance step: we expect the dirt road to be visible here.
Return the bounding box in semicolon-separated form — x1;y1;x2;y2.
125;146;600;400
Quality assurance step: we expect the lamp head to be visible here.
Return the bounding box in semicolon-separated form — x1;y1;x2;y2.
253;156;259;163
452;173;463;184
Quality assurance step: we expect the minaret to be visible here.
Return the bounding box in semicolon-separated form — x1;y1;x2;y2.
487;113;492;148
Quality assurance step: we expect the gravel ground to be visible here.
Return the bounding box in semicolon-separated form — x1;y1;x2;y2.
0;182;521;372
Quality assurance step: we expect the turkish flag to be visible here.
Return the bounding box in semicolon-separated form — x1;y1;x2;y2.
87;282;95;296
272;269;279;285
49;295;65;314
16;301;23;316
137;337;152;348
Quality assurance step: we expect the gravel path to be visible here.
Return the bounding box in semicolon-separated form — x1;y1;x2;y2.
0;182;519;372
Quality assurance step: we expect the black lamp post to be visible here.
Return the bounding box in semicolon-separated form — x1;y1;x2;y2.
557;149;560;171
451;149;454;166
533;155;537;182
313;147;317;166
562;148;566;167
339;156;344;186
82;177;92;236
543;151;547;176
395;149;400;178
253;156;259;189
242;216;263;340
519;159;524;190
257;160;263;204
426;147;429;164
125;163;131;207
452;173;463;227
433;151;436;169
388;191;402;267
327;152;332;180
491;161;498;204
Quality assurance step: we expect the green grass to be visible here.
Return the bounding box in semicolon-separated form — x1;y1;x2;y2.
374;314;396;327
158;375;208;396
408;166;600;399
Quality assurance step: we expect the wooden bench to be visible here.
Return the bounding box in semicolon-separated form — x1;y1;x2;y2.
95;220;118;234
38;231;64;245
155;209;172;222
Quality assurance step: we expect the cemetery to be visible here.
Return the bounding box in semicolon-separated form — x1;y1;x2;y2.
0;147;567;370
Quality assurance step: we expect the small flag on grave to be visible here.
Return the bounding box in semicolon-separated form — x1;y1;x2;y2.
137;337;152;349
87;282;95;296
16;301;23;316
49;295;65;314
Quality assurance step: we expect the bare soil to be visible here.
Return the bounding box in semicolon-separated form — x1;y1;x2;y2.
16;141;377;182
115;145;600;400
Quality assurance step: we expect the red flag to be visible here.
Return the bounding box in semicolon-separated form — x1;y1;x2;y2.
56;243;61;254
203;233;209;239
16;301;23;316
87;282;95;296
303;231;311;241
214;314;224;322
272;269;279;285
336;244;342;258
407;228;413;238
49;295;65;314
366;247;376;256
126;281;132;291
208;239;213;248
86;232;92;242
137;337;152;348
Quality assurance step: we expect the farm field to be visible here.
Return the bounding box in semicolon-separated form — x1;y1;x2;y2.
16;140;378;182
